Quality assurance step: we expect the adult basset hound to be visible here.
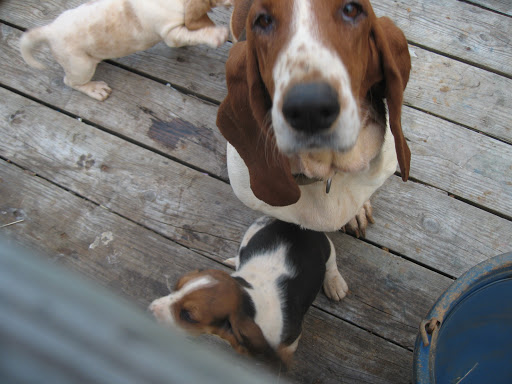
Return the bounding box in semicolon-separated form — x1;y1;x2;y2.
217;0;411;233
149;216;348;366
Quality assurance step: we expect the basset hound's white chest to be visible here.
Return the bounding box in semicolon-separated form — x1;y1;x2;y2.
227;125;398;232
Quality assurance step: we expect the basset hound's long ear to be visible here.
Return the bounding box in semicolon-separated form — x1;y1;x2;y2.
216;39;301;206
229;0;253;42
368;16;411;181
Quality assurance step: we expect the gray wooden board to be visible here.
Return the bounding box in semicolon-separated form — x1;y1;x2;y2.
0;159;412;383
402;106;512;218
369;177;512;277
0;87;247;261
0;24;228;180
406;46;512;143
468;0;512;16
3;85;512;348
2;3;511;143
320;234;453;349
1;24;510;221
372;0;512;75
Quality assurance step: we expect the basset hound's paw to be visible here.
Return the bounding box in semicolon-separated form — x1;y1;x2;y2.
341;200;375;238
204;27;229;48
323;270;349;301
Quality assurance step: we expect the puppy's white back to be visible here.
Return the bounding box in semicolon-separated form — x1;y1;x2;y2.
233;244;294;349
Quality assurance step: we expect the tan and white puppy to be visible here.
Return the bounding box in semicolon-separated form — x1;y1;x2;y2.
217;0;412;234
20;0;232;100
149;217;348;365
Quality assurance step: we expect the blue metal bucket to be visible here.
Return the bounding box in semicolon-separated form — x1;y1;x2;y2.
413;252;512;383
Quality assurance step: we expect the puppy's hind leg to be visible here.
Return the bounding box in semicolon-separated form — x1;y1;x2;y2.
323;237;349;301
163;26;229;48
60;54;112;101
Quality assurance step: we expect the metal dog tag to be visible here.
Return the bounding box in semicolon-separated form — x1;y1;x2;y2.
325;178;332;194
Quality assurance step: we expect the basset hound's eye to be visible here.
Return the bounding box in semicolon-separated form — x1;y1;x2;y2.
179;309;198;324
253;12;274;33
341;2;364;22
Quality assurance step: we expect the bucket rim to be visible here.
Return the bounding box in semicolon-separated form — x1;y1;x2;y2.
412;252;512;384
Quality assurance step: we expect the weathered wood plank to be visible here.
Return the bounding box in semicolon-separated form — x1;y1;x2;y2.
1;24;510;217
2;1;511;143
295;308;411;384
0;0;229;28
319;234;453;349
402;106;512;218
0;24;228;179
0;159;412;383
369;176;512;277
116;43;228;102
0;0;83;23
406;46;512;143
3;86;511;346
466;0;512;16
0;171;217;310
372;0;512;75
0;86;247;261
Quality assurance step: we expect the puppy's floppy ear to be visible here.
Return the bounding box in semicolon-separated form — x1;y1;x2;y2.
217;41;301;206
368;16;411;181
228;311;273;357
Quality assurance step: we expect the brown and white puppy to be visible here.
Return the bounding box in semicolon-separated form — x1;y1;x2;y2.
20;0;232;100
217;0;411;233
149;217;348;365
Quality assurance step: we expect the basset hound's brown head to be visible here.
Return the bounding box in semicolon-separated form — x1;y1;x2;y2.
217;0;411;206
149;269;274;359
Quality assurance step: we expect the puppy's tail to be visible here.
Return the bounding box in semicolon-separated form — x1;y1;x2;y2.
20;27;49;70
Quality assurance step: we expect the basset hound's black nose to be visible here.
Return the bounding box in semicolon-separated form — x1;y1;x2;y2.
282;82;340;133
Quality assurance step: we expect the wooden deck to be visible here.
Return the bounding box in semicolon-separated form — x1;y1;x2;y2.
0;1;511;382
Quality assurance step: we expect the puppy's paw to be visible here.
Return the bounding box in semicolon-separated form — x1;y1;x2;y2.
205;27;229;48
73;81;112;101
323;271;348;301
341;200;374;238
87;81;112;101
